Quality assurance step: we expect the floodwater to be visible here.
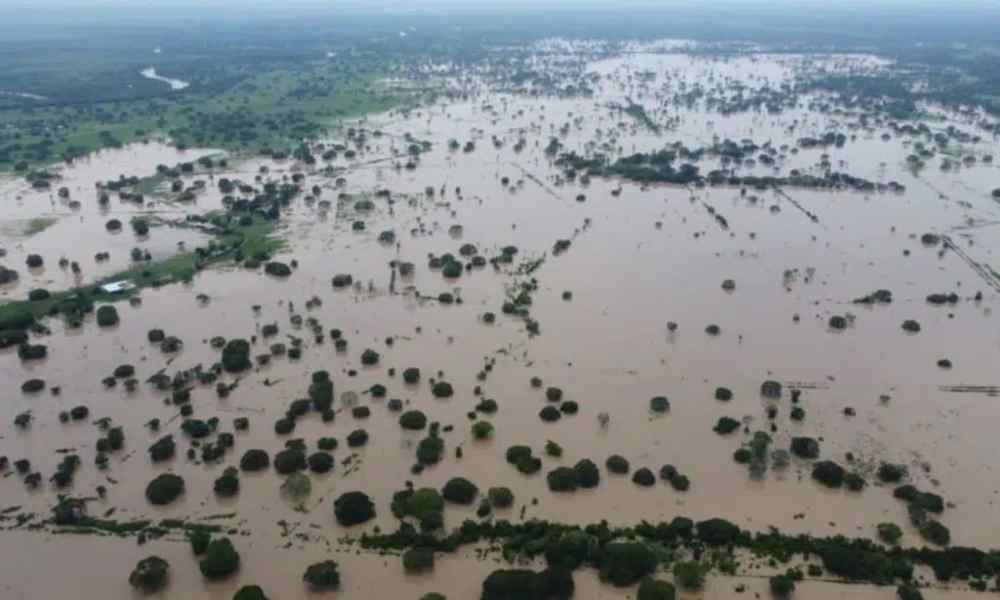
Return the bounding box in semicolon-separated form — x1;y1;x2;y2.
2;50;1000;599
140;68;190;91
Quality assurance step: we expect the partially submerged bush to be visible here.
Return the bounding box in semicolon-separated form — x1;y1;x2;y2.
638;578;676;600
240;449;269;471
606;455;630;474
199;538;240;579
599;542;657;586
403;547;435;573
442;477;478;504
273;448;306;474
488;486;514;508
303;561;341;590
632;467;655;487
432;381;454;398
145;473;185;505
672;560;705;590
812;461;846;488
307;451;334;474
399;410;428;430
790;436;820;459
878;522;903;545
233;585;269;600
129;556;170;593
334;491;375;526
222;339;252;372
649;396;670;413
96;305;119;327
547;467;578;492
713;416;741;435
481;568;572;600
573;459;600;488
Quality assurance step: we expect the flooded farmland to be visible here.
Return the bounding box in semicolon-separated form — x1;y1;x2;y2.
2;47;1000;600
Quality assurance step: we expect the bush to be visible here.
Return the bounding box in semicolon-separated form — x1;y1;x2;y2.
303;560;340;590
199;538;240;579
96;305;119;327
897;584;924;600
920;520;951;546
273;449;306;474
672;561;704;590
714;387;733;401
573;459;600;488
417;435;444;464
190;530;211;555
222;339;252;372
347;429;369;447
770;574;795;597
214;468;240;497
790;437;819;459
649;396;670;412
361;349;380;365
697;518;741;545
148;435;175;462
599;542;657;586
812;461;846;488
233;585;269;600
264;261;291;276
145;473;184;505
877;463;907;483
606;455;630;474
506;445;533;464
400;410;428;430
307;451;334;474
403;547;435;572
472;420;494;439
481;569;572;600
489;486;514;508
638;578;676;600
878;522;903;545
432;381;454;398
240;449;270;471
547;467;578;492
539;406;561;422
442;477;478;504
632;468;656;487
334;491;375;526
713;416;741;434
129;556;170;593
403;367;421;383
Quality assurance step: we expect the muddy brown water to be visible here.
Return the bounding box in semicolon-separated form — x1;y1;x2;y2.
1;51;1000;598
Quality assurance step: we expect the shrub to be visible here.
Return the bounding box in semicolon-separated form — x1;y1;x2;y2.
506;445;533;464
403;367;421;383
240;449;269;471
632;468;655;487
264;261;291;277
573;459;600;488
273;449;306;474
400;410;428;430
769;574;796;597
347;429;369;447
214;468;240;497
334;491;375;526
606;455;630;474
697;518;741;545
199;538;240;579
638;578;676;600
472;420;495;439
489;486;514;508
307;451;335;473
672;561;704;590
714;387;733;401
877;463;907;483
403;547;435;572
878;522;903;545
790;437;819;459
812;461;846;488
233;585;269;600
481;568;572;600
713;416;741;434
649;396;670;412
303;560;340;590
919;520;950;546
190;530;211;555
897;584;924;600
129;556;170;593
539;406;561;422
96;305;119;327
599;542;657;586
417;435;444;464
361;349;380;365
432;381;454;398
222;339;252;372
545;387;563;402
148;436;175;462
547;467;578;492
145;473;184;505
442;477;478;504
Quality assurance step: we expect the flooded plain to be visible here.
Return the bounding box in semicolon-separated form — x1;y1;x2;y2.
2;50;1000;599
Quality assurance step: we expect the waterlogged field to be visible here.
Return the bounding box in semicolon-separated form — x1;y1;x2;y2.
1;49;1000;599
